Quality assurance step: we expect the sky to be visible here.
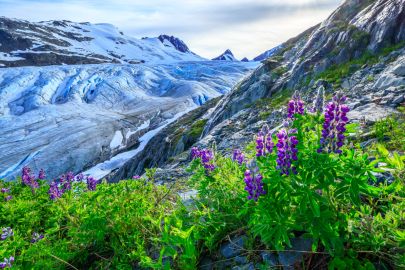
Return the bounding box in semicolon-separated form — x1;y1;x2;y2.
0;0;342;59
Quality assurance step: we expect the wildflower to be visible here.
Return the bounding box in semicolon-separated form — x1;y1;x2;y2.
190;147;201;159
1;188;9;193
318;92;350;154
191;147;215;171
86;176;98;191
244;166;266;201
256;125;274;157
4;196;12;202
59;172;74;192
311;86;325;114
132;175;141;179
38;168;46;180
21;166;39;189
276;127;299;175
232;149;245;165
48;181;62;200
31;232;44;243
287;91;305;119
1;228;13;241
0;256;14;269
75;173;84;181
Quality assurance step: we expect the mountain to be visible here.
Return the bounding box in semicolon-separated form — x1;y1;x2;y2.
253;44;282;61
241;57;249;62
108;0;405;182
212;49;238;61
157;34;192;54
0;17;205;67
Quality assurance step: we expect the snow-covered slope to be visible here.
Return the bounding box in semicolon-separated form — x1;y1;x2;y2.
0;17;205;67
212;49;238;61
0;61;257;180
253;45;283;62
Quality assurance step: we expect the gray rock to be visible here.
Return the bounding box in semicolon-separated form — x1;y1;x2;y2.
234;255;248;265
261;252;278;267
220;236;246;259
278;238;312;270
371;172;395;186
392;63;405;77
232;263;255;270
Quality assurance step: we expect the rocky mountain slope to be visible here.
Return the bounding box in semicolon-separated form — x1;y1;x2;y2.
212;49;238;61
0;17;205;67
109;0;405;182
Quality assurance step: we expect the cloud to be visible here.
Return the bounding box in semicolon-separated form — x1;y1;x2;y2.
0;0;342;59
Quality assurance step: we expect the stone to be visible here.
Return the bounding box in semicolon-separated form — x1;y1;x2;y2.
261;251;278;267
220;236;246;259
392;63;405;77
278;237;312;270
370;172;395;186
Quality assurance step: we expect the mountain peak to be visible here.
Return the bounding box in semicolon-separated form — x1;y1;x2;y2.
157;34;190;53
212;49;237;61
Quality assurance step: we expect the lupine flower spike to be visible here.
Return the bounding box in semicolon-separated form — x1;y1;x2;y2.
1;227;13;241
191;147;215;171
287;91;305;119
48;181;62;200
86;176;98;191
276;124;299;176
318;92;350;154
38;168;46;180
256;124;274;157
244;162;266;201
22;166;39;189
0;257;14;269
232;149;245;165
31;232;44;243
311;86;325;114
132;175;141;179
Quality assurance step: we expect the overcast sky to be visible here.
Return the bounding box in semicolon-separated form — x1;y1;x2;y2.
0;0;342;59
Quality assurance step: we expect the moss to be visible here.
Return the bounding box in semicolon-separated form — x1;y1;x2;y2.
314;42;405;85
273;66;288;77
187;119;208;139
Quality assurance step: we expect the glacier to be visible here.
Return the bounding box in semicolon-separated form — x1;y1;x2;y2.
0;61;257;180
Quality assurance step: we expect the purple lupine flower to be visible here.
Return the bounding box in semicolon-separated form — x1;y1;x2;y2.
256;125;274;157
287;91;305;119
311;86;325;114
59;172;74;192
191;147;215;171
1;228;13;241
132;175;141;179
48;181;62;200
31;232;44;243
75;173;84;181
86;176;98;191
21;166;39;189
4;196;12;202
276;128;299;176
243;167;266;201
0;257;14;269
190;147;201;159
38;168;46;180
232;149;245;165
318;92;350;154
1;188;10;193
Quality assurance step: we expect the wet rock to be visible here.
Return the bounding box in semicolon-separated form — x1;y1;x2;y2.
261;251;279;267
220;236;246;259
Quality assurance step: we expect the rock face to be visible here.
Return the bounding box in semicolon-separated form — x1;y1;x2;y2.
212;49;238;61
0;62;257;180
0;17;205;67
157;35;192;53
109;0;405;181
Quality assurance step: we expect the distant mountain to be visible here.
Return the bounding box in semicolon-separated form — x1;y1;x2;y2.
253;45;282;61
212;49;238;61
157;34;192;54
0;17;205;67
241;57;249;62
